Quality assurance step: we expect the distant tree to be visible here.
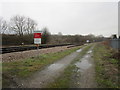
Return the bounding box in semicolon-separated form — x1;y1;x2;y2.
98;35;104;38
73;35;80;44
9;15;26;36
25;17;37;35
87;34;95;38
0;18;8;34
58;32;62;36
56;32;63;44
9;15;37;36
41;27;51;44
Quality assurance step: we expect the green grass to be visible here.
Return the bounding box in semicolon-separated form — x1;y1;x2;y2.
93;43;119;88
2;45;84;87
47;44;93;88
109;58;118;65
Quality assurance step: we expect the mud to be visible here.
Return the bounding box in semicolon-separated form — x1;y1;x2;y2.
73;46;97;88
16;47;84;88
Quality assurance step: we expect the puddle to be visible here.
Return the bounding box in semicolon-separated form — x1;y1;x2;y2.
84;54;90;58
48;64;64;71
75;59;92;72
75;50;93;72
76;49;82;52
87;50;92;54
73;47;97;88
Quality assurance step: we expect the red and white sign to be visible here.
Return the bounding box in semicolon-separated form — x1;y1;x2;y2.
34;31;42;44
34;33;42;38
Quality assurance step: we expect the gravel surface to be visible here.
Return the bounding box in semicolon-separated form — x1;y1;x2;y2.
2;45;75;62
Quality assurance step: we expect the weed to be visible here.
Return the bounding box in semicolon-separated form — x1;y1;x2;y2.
93;43;119;88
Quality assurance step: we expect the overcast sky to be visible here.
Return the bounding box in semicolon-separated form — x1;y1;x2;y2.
0;0;118;37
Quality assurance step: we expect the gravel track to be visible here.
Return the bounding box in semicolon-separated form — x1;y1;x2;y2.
1;45;75;62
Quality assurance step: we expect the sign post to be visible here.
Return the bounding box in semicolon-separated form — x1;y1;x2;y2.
34;31;42;50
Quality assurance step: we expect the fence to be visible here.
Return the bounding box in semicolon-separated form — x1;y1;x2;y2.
110;39;120;50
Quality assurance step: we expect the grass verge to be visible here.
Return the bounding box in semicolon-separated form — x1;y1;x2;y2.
93;42;119;88
2;46;83;87
47;44;93;88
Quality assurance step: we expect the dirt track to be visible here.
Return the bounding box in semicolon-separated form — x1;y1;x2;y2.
4;44;97;88
71;46;97;88
13;48;84;88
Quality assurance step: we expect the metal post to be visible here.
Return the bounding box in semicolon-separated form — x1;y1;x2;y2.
21;42;24;58
36;44;39;56
37;44;39;50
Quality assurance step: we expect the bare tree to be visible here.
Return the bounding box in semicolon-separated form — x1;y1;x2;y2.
25;17;37;35
9;15;37;36
9;15;26;36
0;18;8;34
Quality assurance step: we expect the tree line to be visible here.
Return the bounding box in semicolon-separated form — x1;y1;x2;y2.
0;15;37;35
0;15;105;45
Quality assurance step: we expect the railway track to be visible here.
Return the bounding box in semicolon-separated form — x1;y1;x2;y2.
1;44;75;54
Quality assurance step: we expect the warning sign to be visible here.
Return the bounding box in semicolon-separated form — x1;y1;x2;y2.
34;33;41;38
34;31;42;44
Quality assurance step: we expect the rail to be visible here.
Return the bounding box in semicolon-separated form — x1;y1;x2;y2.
0;44;76;54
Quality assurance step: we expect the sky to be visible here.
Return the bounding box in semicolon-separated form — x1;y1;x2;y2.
0;0;119;37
